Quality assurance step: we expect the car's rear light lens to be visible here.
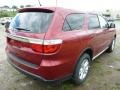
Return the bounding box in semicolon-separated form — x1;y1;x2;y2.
31;39;62;54
31;44;43;53
43;44;61;53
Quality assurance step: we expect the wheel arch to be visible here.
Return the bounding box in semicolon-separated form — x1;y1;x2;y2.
73;47;93;75
79;48;93;61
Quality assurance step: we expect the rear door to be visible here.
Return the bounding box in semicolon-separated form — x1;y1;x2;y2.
60;13;86;61
7;9;54;65
88;14;106;55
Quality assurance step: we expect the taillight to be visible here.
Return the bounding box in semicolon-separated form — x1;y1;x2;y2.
43;44;61;53
7;33;62;54
31;44;43;53
31;39;62;54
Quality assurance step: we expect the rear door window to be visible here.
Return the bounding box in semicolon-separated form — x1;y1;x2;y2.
63;13;85;31
9;12;54;33
88;14;100;29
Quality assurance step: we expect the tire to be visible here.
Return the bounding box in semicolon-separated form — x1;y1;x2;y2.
1;23;4;25
73;53;91;85
107;38;116;53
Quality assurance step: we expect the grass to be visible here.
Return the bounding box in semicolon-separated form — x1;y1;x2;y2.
116;68;120;71
61;84;74;90
0;11;17;18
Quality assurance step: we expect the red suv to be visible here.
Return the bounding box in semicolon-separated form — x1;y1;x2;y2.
6;7;116;84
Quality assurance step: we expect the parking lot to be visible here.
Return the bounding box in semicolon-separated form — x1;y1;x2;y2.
0;21;120;90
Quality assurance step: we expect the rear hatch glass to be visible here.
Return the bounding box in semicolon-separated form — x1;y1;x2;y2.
9;12;54;33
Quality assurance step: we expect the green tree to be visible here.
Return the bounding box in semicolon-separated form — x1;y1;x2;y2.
25;5;32;8
12;5;18;10
20;5;24;8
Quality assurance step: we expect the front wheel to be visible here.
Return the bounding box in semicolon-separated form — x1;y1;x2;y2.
73;53;91;85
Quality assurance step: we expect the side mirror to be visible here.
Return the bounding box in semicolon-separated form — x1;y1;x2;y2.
109;23;115;28
5;22;10;29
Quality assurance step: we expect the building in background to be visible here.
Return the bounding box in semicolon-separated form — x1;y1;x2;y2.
0;6;16;12
102;10;120;20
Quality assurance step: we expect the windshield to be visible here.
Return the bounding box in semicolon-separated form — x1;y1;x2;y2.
9;12;54;33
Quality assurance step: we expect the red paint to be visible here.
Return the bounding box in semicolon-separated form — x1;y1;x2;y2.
6;7;116;81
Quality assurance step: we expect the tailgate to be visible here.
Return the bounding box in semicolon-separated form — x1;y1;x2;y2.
7;32;45;65
6;9;54;65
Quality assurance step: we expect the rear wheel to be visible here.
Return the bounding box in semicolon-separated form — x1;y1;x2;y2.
73;53;91;85
107;38;116;53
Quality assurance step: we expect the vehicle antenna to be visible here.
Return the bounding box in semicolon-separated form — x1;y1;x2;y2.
38;0;42;6
56;0;58;7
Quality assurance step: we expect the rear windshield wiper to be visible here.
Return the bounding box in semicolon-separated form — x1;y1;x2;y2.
15;27;30;31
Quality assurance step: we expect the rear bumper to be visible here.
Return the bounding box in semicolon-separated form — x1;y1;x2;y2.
6;52;72;82
7;57;48;82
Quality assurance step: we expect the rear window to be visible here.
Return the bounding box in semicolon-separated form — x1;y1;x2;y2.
63;13;84;31
9;12;54;33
